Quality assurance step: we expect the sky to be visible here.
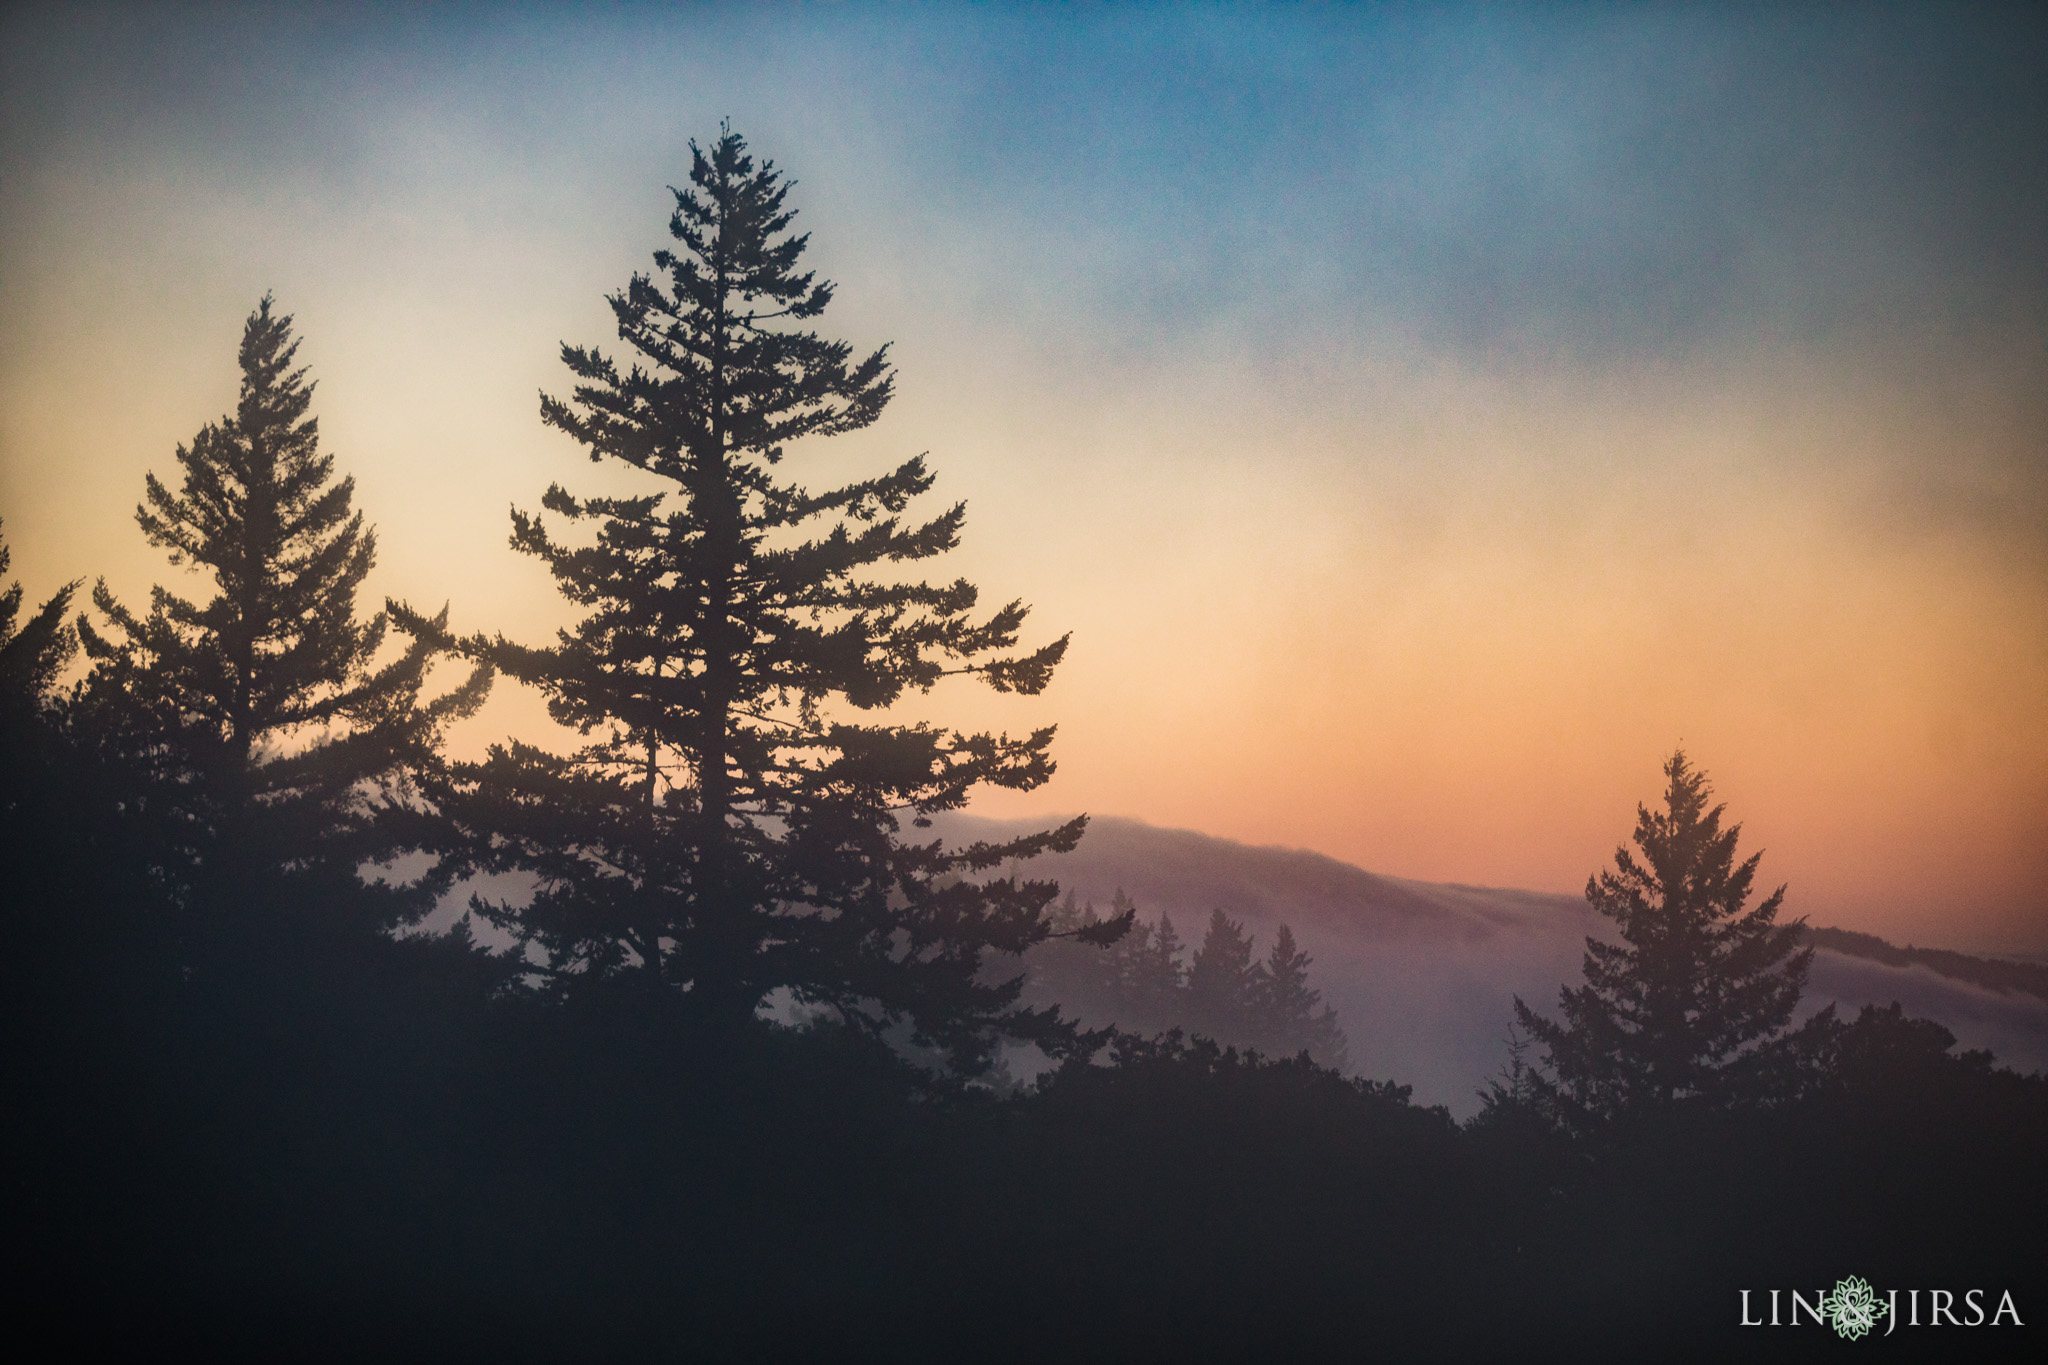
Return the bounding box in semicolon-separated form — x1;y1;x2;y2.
2;2;2043;951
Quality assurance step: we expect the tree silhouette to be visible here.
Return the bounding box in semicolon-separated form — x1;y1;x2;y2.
411;128;1081;1072
1027;888;1160;1030
77;297;488;934
0;520;77;710
1829;1000;1994;1094
1253;923;1349;1068
1027;899;1346;1062
1187;908;1263;1043
1108;890;1187;1022
1513;750;1831;1121
1;520;82;892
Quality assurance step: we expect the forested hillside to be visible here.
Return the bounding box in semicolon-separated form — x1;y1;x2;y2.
951;813;2048;1111
5;125;2042;1360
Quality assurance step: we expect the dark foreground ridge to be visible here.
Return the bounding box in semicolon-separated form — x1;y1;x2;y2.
8;924;2044;1361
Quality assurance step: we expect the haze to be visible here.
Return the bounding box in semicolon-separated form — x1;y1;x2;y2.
3;4;2042;951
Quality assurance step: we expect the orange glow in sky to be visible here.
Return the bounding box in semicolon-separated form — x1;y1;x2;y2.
4;6;2043;950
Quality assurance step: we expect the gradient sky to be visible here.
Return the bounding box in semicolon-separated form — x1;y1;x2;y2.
4;3;2043;950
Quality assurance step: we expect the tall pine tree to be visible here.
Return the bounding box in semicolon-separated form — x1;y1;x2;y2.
413;128;1083;1072
1513;750;1832;1120
78;297;488;936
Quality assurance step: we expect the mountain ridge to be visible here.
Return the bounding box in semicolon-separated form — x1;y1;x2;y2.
948;811;2043;997
939;812;2048;1111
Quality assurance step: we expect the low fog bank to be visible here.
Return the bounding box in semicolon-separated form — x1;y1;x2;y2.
1804;953;2048;1078
941;814;2048;1116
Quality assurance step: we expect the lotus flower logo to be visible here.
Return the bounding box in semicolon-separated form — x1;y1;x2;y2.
1819;1275;1888;1341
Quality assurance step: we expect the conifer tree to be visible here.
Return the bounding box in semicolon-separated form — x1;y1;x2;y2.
2;522;80;871
1252;923;1349;1068
413;128;1085;1072
0;521;77;711
78;297;488;931
1513;751;1832;1120
1102;889;1172;1018
1026;889;1171;1033
1187;908;1263;1044
1138;907;1188;1018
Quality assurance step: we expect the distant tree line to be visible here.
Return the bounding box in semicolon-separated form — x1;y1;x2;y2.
1026;892;1349;1068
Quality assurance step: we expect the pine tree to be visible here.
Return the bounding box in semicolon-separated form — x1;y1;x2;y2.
412;128;1085;1072
1186;908;1263;1045
0;521;77;710
2;521;81;874
1101;889;1159;1019
77;297;488;931
1513;751;1832;1121
1252;923;1349;1068
1023;889;1172;1033
1140;908;1188;1020
1471;1025;1540;1126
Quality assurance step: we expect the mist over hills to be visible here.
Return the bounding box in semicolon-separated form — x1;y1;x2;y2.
945;814;2048;1115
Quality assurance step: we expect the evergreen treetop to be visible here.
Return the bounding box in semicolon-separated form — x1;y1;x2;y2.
1139;906;1188;1012
1253;923;1349;1069
77;297;488;926
86;297;379;749
0;521;77;709
1513;750;1831;1120
1187;908;1262;1041
411;127;1083;1071
1106;889;1181;1018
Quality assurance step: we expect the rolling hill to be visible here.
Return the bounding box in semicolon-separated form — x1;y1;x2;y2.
942;813;2048;1115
